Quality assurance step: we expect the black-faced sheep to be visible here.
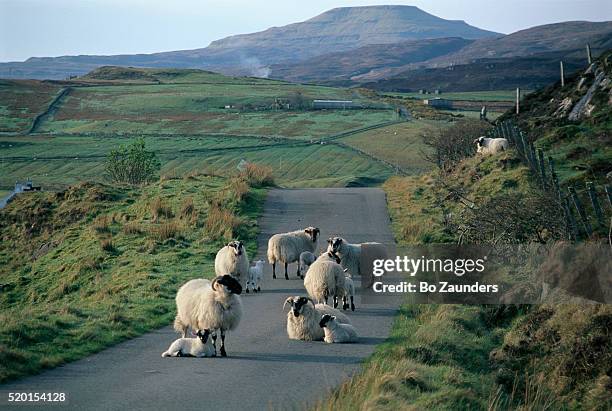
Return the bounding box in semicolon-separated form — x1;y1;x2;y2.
215;240;249;289
174;275;243;357
303;251;346;308
474;136;509;155
161;329;216;358
267;227;320;280
319;314;358;343
327;237;387;280
283;296;351;341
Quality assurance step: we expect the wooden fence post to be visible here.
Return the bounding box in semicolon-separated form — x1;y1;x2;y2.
569;186;592;237
586;182;605;228
586;43;592;64
563;196;580;240
520;131;528;161
529;143;538;175
548;157;561;199
516;88;521;114
560;61;565;87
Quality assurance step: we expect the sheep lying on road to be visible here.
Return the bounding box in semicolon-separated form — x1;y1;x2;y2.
474;136;509;155
215;240;249;289
304;251;345;308
319;314;358;343
298;251;316;279
246;260;264;293
267;227;320;280
174;275;243;357
283;296;350;341
161;329;216;358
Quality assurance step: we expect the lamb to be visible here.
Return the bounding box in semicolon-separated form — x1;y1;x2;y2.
319;314;358;343
303;251;345;308
246;259;264;293
173;275;243;357
283;296;351;341
474;136;509;155
215;240;249;289
342;270;356;311
161;329;216;358
327;237;388;281
298;251;316;279
267;227;320;280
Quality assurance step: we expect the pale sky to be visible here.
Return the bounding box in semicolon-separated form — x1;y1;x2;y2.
1;0;611;62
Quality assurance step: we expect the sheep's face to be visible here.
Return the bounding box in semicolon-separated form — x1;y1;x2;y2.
227;240;244;256
474;136;486;148
285;296;312;317
196;329;211;343
327;237;344;253
214;274;243;295
304;227;320;242
319;314;335;328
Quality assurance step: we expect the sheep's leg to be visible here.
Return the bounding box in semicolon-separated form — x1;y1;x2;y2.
211;331;218;355
284;262;289;280
343;296;349;310
333;295;339;309
350;296;355;311
220;330;227;357
272;262;276;279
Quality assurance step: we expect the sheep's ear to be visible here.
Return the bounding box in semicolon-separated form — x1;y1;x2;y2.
343;268;348;273
283;297;294;311
327;237;332;244
211;277;219;291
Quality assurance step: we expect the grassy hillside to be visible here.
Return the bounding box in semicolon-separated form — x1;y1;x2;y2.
0;80;62;133
0;170;266;382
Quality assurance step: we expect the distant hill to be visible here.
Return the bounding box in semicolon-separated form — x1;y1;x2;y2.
0;5;499;80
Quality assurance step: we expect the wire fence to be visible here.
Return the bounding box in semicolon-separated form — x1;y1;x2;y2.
491;119;612;241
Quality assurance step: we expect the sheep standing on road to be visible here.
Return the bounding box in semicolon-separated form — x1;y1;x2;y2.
474;136;509;155
304;251;345;308
267;227;320;280
161;329;216;358
215;240;249;289
319;314;358;343
174;275;243;357
327;237;387;280
342;271;356;311
298;251;316;279
246;260;265;293
283;296;350;341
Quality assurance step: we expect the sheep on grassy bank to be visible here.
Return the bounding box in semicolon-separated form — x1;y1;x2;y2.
319;314;358;343
215;240;249;289
246;260;264;293
174;275;243;357
304;251;345;308
161;329;216;358
267;227;320;280
474;136;509;155
327;237;387;280
298;251;316;279
283;296;350;341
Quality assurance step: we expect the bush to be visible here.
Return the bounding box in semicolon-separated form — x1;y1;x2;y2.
121;222;142;235
91;215;111;234
423;120;491;173
204;204;242;241
105;138;161;185
150;197;173;222
100;238;115;252
179;197;196;221
150;221;182;241
239;163;274;187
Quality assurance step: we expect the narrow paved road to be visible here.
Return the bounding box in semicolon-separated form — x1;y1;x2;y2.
1;188;397;410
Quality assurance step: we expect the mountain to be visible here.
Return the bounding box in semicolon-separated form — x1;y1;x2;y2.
0;6;500;80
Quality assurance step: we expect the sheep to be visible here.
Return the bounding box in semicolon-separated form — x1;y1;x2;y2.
215;240;249;289
246;259;264;293
303;251;345;308
298;251;316;279
267;227;320;280
174;275;243;357
327;237;387;282
474;136;509;155
319;314;358;343
283;296;351;341
161;329;216;358
342;270;356;311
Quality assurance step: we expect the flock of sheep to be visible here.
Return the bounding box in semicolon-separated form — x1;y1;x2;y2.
161;227;384;358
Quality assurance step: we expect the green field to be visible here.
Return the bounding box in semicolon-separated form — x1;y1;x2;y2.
0;80;62;133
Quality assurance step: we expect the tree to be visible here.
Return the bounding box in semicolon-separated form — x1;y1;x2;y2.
105;138;161;185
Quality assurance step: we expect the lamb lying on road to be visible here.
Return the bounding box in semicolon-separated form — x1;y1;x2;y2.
319;314;358;344
161;329;216;357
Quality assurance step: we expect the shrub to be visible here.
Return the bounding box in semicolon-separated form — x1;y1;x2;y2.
100;238;115;252
228;178;250;202
105;138;161;185
121;222;142;235
204;204;242;241
150;197;173;222
150;221;182;242
239;163;274;187
91;215;111;234
179;197;196;221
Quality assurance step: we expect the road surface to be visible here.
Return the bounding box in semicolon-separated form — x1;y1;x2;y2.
1;188;397;410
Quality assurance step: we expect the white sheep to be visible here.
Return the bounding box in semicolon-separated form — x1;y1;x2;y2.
215;240;249;289
246;259;264;293
327;237;387;280
267;227;320;280
319;314;358;343
474;136;509;155
342;270;356;311
161;329;216;358
283;296;351;341
174;275;243;357
298;251;316;279
303;251;346;308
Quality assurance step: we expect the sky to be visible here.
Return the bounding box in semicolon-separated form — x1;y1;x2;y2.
1;0;611;62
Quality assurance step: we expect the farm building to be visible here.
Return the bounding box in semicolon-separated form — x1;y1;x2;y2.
312;99;353;109
423;98;452;109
